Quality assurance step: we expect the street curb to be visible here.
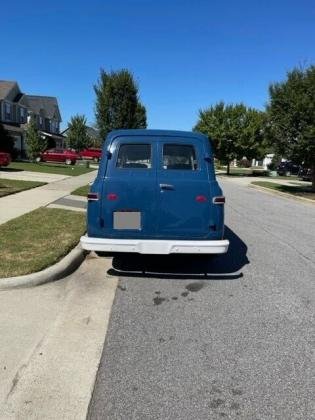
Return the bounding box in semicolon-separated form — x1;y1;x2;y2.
249;184;315;204
0;244;87;290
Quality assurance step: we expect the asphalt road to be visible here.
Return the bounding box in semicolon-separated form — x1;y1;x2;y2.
88;179;315;420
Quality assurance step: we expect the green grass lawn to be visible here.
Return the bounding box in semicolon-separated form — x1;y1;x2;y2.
7;161;95;176
0;178;46;198
272;175;299;180
71;184;90;197
218;168;300;179
218;167;268;177
252;181;315;201
0;208;86;278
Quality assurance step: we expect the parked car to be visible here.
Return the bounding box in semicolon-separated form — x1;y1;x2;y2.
298;167;313;182
38;148;81;165
80;148;102;162
276;161;300;176
0;151;11;167
80;129;229;255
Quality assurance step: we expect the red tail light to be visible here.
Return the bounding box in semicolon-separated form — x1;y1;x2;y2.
87;193;99;201
213;196;225;204
107;193;118;201
195;195;207;203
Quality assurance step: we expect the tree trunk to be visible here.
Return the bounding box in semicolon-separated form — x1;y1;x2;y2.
227;161;230;175
312;164;315;192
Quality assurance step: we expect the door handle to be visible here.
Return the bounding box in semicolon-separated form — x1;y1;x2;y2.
159;183;174;190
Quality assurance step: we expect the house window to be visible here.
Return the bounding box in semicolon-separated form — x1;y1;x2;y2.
20;107;26;123
39;116;43;127
5;103;11;120
51;120;59;133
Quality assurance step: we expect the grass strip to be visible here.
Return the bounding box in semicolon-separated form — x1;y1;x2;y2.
218;168;269;177
252;181;315;200
7;161;94;176
0;178;46;198
71;185;90;197
0;208;86;278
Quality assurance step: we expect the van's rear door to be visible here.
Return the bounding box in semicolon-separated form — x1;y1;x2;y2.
101;136;158;238
156;138;212;239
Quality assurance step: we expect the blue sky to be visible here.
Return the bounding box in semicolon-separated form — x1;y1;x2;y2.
1;0;315;131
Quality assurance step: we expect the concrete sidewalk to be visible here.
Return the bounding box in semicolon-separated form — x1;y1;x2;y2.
0;170;70;183
0;255;118;419
0;170;96;225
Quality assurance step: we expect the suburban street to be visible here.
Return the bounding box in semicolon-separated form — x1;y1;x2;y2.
2;1;315;418
88;179;315;420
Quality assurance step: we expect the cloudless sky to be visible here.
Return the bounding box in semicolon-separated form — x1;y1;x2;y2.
1;0;315;131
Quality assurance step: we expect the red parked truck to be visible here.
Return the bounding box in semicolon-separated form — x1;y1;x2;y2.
39;148;81;165
0;152;11;167
80;148;102;162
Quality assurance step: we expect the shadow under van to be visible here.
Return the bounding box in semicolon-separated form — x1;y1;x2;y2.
107;226;248;281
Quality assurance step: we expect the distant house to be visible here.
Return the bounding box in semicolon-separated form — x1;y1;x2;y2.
86;126;102;147
61;125;102;148
0;80;64;158
251;154;275;169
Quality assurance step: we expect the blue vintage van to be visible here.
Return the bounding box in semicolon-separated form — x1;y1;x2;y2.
80;129;229;255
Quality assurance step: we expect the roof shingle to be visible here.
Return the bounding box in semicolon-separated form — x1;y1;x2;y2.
0;80;17;100
26;95;61;121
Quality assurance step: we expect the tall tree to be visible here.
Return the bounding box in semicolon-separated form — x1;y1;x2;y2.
267;65;315;190
0;122;15;156
194;102;266;174
94;69;147;138
66;114;90;151
25;115;47;161
133;102;147;129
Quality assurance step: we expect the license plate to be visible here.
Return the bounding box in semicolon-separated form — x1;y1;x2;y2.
113;211;141;230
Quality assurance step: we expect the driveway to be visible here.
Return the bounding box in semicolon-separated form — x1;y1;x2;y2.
88;179;315;419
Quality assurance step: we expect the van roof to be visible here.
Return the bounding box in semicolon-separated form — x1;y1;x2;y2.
106;129;209;142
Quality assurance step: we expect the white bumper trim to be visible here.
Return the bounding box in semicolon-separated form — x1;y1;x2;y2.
80;236;229;255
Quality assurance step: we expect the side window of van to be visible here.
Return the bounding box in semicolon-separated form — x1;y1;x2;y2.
163;144;198;170
116;144;151;169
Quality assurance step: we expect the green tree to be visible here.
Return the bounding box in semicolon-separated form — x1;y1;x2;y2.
267;65;315;190
94;69;147;138
66;115;90;151
133;102;147;129
25;115;47;161
194;102;266;174
0;122;15;156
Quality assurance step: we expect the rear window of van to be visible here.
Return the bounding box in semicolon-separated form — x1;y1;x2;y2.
163;144;197;170
116;144;151;169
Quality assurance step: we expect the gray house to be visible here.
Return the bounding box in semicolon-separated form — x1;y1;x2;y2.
61;125;101;148
0;80;64;157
